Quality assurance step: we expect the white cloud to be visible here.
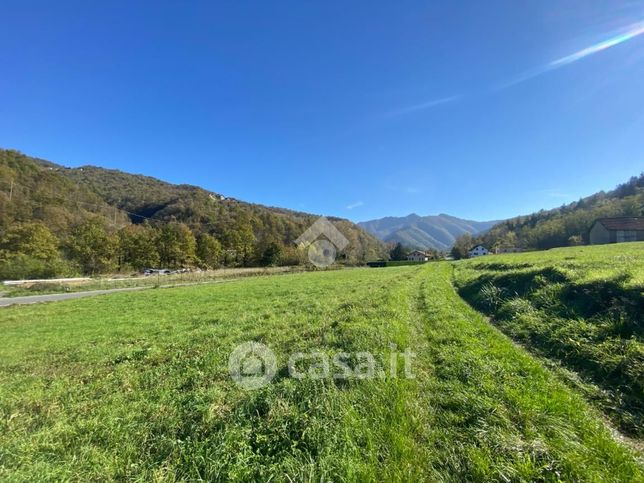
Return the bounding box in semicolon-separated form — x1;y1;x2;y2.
346;201;365;210
499;20;644;89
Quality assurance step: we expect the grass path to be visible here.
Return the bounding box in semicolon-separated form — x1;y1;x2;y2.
414;264;642;480
0;264;642;480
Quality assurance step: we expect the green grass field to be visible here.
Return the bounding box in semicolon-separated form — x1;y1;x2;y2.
1;245;643;480
0;266;305;298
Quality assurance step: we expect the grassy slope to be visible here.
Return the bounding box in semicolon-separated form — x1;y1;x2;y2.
0;264;642;480
454;242;644;439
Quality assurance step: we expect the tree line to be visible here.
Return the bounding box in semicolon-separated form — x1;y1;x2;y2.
0;149;387;279
450;174;644;258
0;218;313;280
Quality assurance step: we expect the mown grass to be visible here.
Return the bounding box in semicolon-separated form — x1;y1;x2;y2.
0;263;642;480
454;242;644;439
1;266;305;298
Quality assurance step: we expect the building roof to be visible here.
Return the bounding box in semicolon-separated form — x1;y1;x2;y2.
596;217;644;231
468;245;487;251
408;250;428;256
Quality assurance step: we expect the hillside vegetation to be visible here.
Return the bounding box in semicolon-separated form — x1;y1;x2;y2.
0;149;385;278
460;174;643;253
454;243;644;438
0;262;642;480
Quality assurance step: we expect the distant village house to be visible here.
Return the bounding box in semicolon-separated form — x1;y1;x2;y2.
407;250;430;262
589;217;644;245
468;245;489;257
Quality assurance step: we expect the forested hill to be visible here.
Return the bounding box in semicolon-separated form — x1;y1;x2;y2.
0;149;386;278
454;174;644;255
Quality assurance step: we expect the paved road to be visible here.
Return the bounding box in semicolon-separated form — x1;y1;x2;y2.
0;287;147;307
0;278;244;307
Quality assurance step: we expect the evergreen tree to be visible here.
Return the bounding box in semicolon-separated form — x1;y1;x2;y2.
451;233;474;260
389;242;408;261
258;241;282;266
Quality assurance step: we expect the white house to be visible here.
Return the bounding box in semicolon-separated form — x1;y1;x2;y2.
407;250;429;262
468;245;489;258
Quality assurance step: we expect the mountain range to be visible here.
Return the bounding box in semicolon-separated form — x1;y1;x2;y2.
358;214;500;251
2;147;641;274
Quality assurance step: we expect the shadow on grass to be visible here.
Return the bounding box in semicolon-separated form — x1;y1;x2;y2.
457;267;644;438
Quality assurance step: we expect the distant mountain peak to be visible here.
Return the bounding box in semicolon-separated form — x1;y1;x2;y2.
358;213;502;251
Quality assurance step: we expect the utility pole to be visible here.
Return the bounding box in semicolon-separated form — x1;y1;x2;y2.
9;180;14;201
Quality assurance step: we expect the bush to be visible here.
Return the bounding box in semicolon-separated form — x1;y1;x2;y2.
0;254;79;280
478;283;506;310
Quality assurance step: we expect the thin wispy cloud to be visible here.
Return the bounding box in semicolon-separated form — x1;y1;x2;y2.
402;186;421;194
387;95;462;117
346;200;364;210
500;20;644;88
385;184;422;195
535;189;573;199
389;20;644;117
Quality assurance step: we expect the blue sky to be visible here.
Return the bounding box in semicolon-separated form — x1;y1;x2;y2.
1;1;643;222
